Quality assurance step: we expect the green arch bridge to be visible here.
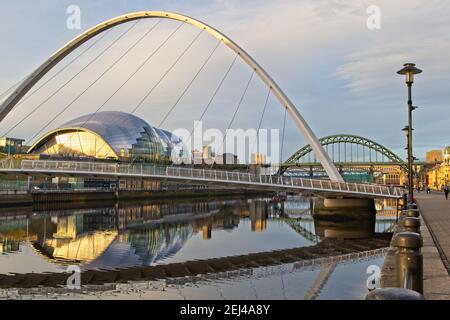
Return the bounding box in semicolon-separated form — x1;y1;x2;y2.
280;134;412;183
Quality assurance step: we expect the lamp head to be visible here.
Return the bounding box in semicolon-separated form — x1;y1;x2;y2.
397;63;422;84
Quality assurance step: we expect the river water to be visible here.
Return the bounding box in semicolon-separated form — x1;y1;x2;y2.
0;195;397;300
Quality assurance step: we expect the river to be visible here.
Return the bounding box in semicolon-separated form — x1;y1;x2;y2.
0;195;397;299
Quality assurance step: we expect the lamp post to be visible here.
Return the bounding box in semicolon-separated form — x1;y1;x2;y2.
412;156;420;190
397;63;422;203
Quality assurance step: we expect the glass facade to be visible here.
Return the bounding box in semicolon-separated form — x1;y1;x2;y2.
28;111;185;163
154;127;187;163
32;130;117;159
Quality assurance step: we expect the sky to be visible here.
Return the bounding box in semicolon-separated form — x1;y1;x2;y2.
0;0;449;162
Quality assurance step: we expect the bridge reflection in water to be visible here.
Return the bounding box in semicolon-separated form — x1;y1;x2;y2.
0;196;396;299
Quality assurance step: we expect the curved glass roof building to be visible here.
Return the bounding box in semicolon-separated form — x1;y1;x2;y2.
28;111;187;163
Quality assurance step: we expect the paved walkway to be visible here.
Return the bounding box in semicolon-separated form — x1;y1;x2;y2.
416;192;450;299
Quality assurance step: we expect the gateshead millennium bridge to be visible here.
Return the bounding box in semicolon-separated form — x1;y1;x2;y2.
0;11;405;200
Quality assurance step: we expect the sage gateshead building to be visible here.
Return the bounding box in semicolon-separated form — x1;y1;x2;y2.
27;111;189;164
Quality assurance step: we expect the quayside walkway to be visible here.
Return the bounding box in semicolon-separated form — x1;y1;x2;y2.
416;193;450;299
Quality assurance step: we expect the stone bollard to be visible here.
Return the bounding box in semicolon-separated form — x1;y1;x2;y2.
394;232;423;294
400;209;420;218
366;287;425;300
407;203;418;210
398;217;421;233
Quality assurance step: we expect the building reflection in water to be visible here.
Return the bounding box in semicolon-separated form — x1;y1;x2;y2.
202;225;212;240
0;239;21;254
374;198;400;217
0;195;397;272
249;201;268;232
27;199;247;268
0;219;28;254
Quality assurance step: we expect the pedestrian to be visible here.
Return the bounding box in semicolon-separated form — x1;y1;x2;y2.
402;192;408;209
444;185;449;200
426;186;431;194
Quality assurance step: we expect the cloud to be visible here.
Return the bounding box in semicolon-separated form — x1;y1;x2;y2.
334;0;450;95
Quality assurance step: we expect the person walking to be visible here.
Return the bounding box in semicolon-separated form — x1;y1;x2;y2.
444;185;449;200
402;192;408;209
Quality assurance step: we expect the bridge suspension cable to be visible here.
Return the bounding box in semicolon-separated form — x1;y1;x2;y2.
128;30;221;164
58;23;217;165
210;69;256;167
3;21;140;139
279;106;288;170
130;25;202;115
55;20;192;149
156;39;221;129
6;28;112;112
60;20;195;153
185;53;239;149
250;86;271;159
0;11;343;181
0;76;28;100
25;20;164;145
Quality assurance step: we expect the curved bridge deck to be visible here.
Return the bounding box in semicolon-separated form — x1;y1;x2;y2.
0;160;402;199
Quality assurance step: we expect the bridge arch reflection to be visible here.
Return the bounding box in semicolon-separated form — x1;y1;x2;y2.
0;196;396;274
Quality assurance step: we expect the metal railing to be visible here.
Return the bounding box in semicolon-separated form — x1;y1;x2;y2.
0;159;403;198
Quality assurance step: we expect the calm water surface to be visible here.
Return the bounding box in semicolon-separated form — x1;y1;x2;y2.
0;195;396;299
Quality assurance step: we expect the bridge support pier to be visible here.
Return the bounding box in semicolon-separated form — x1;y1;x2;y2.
313;197;376;239
323;198;373;209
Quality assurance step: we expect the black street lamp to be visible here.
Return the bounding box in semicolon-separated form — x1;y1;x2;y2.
397;63;422;203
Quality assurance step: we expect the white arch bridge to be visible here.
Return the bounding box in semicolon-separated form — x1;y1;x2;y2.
0;159;402;199
0;10;342;182
0;10;404;199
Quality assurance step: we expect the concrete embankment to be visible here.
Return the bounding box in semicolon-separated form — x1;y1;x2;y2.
0;189;272;207
0;192;33;206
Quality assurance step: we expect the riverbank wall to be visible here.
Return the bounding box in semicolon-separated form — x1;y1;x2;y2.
0;189;273;208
